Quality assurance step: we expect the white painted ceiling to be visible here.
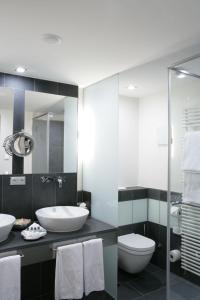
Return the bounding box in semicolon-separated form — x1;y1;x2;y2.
1;0;200;87
119;44;200;98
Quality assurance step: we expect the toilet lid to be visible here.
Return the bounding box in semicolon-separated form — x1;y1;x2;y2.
118;233;155;252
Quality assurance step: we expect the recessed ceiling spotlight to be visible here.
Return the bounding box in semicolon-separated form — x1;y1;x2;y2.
42;33;62;45
15;66;26;73
127;84;137;90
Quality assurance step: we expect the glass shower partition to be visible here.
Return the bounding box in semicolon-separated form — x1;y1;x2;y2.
168;54;200;300
32;112;49;173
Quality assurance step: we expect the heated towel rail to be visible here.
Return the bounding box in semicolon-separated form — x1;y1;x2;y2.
181;202;200;276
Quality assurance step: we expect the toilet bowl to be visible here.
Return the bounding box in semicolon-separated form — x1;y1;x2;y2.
118;233;155;274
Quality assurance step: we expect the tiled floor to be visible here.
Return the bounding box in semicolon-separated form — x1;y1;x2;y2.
118;264;200;300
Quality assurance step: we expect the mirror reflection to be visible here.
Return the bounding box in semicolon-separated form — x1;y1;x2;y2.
24;91;78;174
0;88;14;175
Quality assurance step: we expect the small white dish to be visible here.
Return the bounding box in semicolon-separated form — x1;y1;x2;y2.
21;222;47;240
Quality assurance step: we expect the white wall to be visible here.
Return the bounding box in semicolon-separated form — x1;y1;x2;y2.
138;91;168;190
118;95;139;187
118;91;168;190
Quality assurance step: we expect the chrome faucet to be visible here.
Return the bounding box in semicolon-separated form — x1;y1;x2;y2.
56;176;63;188
41;175;65;188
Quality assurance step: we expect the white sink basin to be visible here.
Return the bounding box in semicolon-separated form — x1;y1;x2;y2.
36;206;89;232
0;214;16;243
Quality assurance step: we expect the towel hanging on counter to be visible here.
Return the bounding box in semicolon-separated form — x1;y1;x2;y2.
0;255;21;300
55;243;83;300
83;238;105;296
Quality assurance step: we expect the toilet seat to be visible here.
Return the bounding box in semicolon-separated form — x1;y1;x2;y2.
118;233;155;255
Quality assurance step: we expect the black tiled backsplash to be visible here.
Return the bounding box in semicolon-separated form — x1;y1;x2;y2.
118;186;182;202
0;173;77;220
77;190;91;214
118;186;147;202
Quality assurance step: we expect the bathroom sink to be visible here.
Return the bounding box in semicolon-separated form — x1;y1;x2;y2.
36;206;89;232
0;214;16;243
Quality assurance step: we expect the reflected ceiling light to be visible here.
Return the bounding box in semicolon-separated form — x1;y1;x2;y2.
127;84;137;90
177;73;186;79
176;69;189;79
42;33;62;45
49;112;54;118
15;66;26;73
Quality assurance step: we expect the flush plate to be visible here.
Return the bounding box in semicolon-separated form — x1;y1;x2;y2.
10;176;26;185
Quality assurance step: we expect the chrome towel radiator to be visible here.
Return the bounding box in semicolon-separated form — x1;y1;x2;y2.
181;203;200;276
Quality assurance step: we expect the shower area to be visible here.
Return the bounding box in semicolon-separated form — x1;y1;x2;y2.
32;112;64;173
168;54;200;300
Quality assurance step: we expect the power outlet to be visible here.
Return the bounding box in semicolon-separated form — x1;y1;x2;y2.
10;176;26;185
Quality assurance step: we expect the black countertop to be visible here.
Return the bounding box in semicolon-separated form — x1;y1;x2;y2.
0;218;117;253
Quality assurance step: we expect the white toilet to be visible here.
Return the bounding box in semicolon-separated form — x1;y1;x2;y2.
118;233;156;274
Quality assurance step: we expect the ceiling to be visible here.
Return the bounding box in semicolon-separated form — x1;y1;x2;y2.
1;0;200;87
119;44;200;98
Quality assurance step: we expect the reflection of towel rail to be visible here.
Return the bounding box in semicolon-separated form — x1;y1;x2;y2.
183;107;200;129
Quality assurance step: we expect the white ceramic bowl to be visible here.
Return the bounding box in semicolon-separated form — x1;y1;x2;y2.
36;206;89;232
0;214;16;243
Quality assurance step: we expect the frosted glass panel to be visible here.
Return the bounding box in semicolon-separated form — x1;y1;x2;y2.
82;75;118;299
132;199;147;223
83;75;119;227
119;201;133;226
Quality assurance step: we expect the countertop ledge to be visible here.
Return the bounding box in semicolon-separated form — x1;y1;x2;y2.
0;218;117;253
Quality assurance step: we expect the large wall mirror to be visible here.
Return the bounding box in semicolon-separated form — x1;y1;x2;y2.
0;73;78;175
24;91;78;174
0;87;14;174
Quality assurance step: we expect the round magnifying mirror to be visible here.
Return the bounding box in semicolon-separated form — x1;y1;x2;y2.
11;132;34;157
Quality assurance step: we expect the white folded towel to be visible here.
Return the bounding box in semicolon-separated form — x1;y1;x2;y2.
83;239;104;296
183;172;200;204
182;131;200;172
0;255;21;300
55;243;83;300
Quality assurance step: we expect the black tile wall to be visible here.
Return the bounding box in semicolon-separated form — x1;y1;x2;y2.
5;74;34;91
0;173;77;220
118;222;146;237
2;175;32;219
0;72;4;86
0;72;78;98
34;79;58;94
58;82;78;98
77;190;91;214
118;187;147;202
32;174;56;218
55;173;77;206
118;187;182;203
146;222;167;269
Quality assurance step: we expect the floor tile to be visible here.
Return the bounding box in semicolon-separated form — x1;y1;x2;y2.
145;263;163;273
118;268;140;284
171;281;200;300
128;270;165;294
118;284;141;300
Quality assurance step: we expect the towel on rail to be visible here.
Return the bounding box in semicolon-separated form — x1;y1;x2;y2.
183;172;200;204
0;255;21;300
55;243;83;300
182;131;200;172
83;238;105;296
